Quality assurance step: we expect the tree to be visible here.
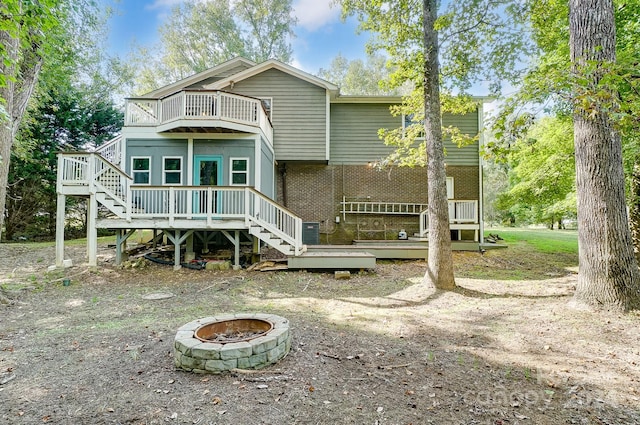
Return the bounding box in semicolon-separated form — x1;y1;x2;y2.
6;87;122;241
318;53;407;95
490;0;640;253
133;0;297;93
235;0;295;63
496;117;576;228
0;0;120;241
340;0;530;289
0;0;61;241
569;0;640;310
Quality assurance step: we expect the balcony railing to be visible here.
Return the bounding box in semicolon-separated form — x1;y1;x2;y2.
419;200;479;237
124;90;273;141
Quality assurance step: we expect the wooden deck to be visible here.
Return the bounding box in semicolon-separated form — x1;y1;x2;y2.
292;240;504;268
287;251;376;270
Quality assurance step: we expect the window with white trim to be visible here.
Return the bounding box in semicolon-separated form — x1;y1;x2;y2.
229;158;249;185
446;177;454;199
132;157;151;184
163;157;182;185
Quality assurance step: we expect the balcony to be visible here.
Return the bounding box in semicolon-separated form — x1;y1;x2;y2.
124;90;273;142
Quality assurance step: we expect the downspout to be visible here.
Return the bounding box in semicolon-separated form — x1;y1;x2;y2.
279;162;287;207
478;102;485;244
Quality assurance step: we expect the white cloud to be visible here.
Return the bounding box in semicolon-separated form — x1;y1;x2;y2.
293;0;341;32
145;0;183;10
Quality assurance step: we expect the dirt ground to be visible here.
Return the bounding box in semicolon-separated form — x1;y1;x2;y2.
0;241;639;424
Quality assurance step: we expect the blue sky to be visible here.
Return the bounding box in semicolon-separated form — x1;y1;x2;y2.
101;0;370;74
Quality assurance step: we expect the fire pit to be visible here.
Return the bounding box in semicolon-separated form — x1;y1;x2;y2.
174;313;291;373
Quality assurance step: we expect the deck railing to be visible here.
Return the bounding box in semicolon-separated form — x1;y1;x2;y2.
58;153;131;202
58;152;300;253
419;200;479;237
124;186;301;253
125;90;273;141
94;135;123;166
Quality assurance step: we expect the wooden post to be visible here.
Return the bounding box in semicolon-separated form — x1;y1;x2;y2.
234;230;240;269
173;230;181;270
87;195;98;266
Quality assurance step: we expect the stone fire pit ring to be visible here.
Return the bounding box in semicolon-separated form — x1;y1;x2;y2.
174;313;291;373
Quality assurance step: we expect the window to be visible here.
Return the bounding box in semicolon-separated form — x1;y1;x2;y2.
230;158;249;185
163;157;182;185
132;157;150;184
402;113;425;138
446;177;454;199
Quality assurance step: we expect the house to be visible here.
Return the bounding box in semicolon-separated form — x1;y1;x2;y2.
55;58;485;269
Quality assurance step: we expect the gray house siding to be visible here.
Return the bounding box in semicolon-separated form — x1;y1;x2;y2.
226;68;327;162
442;112;479;166
329;103;398;164
329;104;479;166
126;139;187;186
126;139;257;187
260;140;275;198
193;139;255;186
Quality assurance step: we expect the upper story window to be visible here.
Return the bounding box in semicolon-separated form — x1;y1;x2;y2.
132;157;150;185
230;158;249;185
403;113;425;138
163;157;182;185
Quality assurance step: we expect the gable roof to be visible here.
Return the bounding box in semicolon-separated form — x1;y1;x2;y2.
204;59;340;96
144;57;257;98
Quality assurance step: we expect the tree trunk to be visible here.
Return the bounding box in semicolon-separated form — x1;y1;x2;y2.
569;0;640;311
422;0;455;290
0;12;44;242
0;31;18;243
630;163;640;264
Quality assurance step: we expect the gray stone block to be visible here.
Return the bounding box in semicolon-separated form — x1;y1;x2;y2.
219;341;253;360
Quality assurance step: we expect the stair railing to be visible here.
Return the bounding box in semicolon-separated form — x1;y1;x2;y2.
245;188;303;255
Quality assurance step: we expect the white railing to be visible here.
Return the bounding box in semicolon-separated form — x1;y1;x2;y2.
59;154;91;185
124;186;302;254
125;91;273;141
125;99;159;125
58;153;131;201
92;155;130;205
127;186;247;223
248;190;303;254
94;135;122;166
59;153;301;254
419;200;479;237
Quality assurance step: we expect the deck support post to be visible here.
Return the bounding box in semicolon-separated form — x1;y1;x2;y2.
55;193;66;267
165;230;193;270
87;194;98;266
185;233;194;261
221;230;241;269
115;229;136;265
172;230;181;270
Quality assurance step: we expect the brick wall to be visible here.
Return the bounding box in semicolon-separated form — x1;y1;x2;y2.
276;163;479;244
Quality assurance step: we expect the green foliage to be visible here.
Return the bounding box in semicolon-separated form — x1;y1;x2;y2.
5;87;122;240
494;117;576;228
317;53;406;95
339;0;530;167
132;0;297;93
490;0;640;164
